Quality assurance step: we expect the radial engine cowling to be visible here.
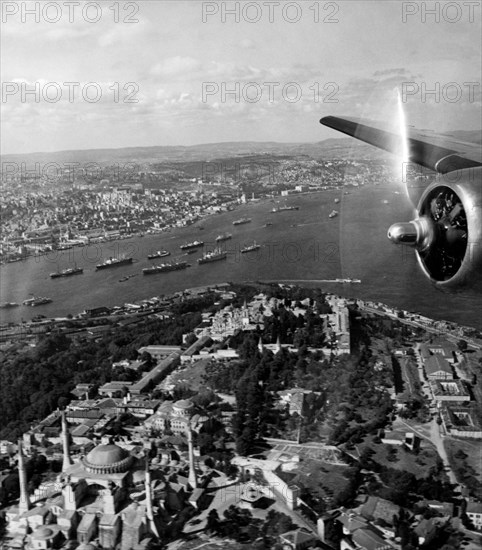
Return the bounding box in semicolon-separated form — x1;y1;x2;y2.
388;166;482;293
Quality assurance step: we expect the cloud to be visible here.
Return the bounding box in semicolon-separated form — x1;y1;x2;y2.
373;68;408;77
150;56;201;77
240;38;255;49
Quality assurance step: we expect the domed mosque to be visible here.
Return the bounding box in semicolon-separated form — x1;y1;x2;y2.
5;412;178;550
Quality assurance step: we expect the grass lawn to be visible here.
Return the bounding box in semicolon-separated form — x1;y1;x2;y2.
359;434;442;479
168;359;211;391
444;437;482;499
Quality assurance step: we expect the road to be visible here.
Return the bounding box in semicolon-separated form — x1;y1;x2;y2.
359;305;482;350
398;417;458;486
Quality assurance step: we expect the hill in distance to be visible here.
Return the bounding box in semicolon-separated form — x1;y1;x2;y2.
1;130;480;165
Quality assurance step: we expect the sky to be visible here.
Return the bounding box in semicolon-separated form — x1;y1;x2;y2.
1;0;481;154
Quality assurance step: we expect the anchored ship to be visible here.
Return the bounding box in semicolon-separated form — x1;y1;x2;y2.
180;240;204;250
50;266;83;278
215;232;232;242
233;217;252;226
147;250;170;260
271;205;299;213
23;295;52;306
334;278;361;283
198;247;227;264
0;302;19;309
143;261;189;275
95;257;133;270
241;241;261;253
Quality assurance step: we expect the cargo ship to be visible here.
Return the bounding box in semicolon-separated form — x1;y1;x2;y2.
95;257;133;270
143;261;189;275
329;210;338;218
0;302;19;309
147;250;170;260
233;217;252;226
241;241;261;253
271;205;300;213
180;240;204;250
50;266;83;278
215;232;232;242
23;295;52;306
198;247;227;264
334;278;361;284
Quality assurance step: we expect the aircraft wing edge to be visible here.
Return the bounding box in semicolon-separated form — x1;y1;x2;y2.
320;115;482;174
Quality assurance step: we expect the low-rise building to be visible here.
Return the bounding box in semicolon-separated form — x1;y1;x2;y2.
429;380;470;402
424;355;453;380
467;501;482;530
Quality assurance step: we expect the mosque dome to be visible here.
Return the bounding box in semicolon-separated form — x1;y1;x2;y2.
173;399;194;416
82;443;133;474
32;525;61;540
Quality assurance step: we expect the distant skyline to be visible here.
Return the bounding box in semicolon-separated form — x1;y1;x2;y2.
1;0;481;154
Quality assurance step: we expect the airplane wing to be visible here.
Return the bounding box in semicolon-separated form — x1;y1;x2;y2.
320;116;482;174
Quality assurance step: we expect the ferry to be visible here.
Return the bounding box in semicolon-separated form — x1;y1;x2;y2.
180;240;204;250
271;205;300;213
241;241;261;253
143;261;189;275
215;232;232;242
198;247;227;264
233;217;252;226
23;295;52;306
95;257;133;270
329;210;338;218
147;250;170;260
50;266;83;278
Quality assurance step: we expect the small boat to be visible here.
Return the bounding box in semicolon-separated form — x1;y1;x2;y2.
329;210;338;219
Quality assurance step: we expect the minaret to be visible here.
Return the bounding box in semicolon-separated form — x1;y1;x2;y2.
61;410;73;471
186;426;198;489
258;337;264;354
145;459;160;538
276;335;282;353
17;440;31;514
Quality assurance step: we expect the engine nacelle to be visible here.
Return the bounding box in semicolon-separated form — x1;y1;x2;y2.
388;166;482;293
